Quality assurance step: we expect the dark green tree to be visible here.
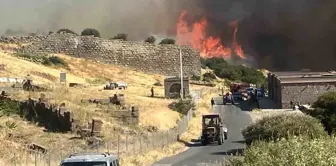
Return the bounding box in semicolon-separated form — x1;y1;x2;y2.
81;28;100;37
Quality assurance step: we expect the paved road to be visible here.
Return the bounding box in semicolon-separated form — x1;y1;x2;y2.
152;97;253;166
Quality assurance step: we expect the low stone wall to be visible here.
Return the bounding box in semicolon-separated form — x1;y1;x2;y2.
0;96;74;132
0;33;201;77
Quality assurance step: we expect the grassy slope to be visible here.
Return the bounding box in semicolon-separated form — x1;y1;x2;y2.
0;46;220;165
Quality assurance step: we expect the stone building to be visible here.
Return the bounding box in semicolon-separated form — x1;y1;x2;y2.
268;71;336;108
164;76;190;98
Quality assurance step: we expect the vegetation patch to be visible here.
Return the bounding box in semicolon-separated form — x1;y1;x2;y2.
168;98;196;115
242;113;327;145
224;136;336;166
159;38;175;44
302;91;336;135
13;53;68;68
0;99;20;116
201;57;266;87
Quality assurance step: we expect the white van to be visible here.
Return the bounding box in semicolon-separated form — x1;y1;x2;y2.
59;152;120;166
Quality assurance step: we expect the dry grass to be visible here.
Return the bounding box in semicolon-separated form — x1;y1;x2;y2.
0;46;221;165
120;142;186;166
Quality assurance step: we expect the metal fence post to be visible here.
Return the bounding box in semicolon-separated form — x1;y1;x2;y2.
48;152;51;166
132;135;135;154
126;134;128;152
139;134;142;152
117;135;120;157
35;152;37;166
146;133;149;150
13;153;16;166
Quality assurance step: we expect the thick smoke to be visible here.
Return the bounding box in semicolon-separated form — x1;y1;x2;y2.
193;0;336;71
0;0;189;40
1;0;336;71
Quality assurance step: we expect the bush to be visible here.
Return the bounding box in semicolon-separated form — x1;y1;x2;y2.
168;99;196;115
0;99;20;116
14;53;68;68
57;28;78;35
81;28;100;37
191;74;201;81
225;136;336;166
110;33;128;41
159;38;175;44
242;113;327;145
303;92;336;135
144;36;156;43
202;72;216;82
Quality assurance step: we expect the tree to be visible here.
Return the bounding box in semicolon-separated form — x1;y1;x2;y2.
242;113;327;145
226;136;336;166
159;38;175;44
110;33;128;41
57;28;78;35
144;36;156;43
303;92;336;135
81;28;100;37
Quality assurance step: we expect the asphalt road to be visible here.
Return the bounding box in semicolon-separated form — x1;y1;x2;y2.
152;97;253;166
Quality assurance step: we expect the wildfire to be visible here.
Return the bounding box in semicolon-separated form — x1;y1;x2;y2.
176;10;246;59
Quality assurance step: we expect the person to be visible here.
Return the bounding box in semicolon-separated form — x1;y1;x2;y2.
211;98;215;107
209;118;214;125
150;87;154;97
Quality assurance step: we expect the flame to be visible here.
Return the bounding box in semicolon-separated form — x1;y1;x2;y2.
176;10;246;59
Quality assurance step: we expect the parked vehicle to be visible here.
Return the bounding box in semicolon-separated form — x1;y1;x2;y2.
104;82;128;90
59;152;120;166
223;92;235;105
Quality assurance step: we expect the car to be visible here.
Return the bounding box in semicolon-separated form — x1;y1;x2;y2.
223;93;235;105
59;152;120;166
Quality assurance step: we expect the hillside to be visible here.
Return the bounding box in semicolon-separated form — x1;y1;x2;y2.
0;47;199;165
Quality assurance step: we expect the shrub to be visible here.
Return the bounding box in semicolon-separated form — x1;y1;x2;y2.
242;113;327;145
56;28;78;35
111;33;128;41
304;91;336;135
81;28;100;37
224;136;336;166
159;38;175;44
168;99;196;115
144;36;156;43
202;72;216;82
0;99;20;116
13;53;68;68
191;74;201;81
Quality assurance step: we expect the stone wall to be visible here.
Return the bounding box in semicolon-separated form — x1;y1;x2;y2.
0;33;201;76
280;83;336;108
0;96;74;132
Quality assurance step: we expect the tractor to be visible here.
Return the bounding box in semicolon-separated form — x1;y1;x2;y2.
201;113;228;146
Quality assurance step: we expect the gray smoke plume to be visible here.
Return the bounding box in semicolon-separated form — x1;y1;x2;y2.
0;0;189;39
1;0;336;71
192;0;336;71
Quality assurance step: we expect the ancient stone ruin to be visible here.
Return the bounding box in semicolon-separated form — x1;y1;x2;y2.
164;76;190;98
0;33;201;77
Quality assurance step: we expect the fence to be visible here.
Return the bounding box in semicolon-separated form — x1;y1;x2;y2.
4;93;199;165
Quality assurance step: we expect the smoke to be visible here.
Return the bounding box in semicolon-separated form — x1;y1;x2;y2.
0;0;190;40
1;0;336;71
191;0;336;71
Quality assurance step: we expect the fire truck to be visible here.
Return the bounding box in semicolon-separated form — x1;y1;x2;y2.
230;82;255;100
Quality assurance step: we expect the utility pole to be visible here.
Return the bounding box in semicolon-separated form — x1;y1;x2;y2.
180;47;184;99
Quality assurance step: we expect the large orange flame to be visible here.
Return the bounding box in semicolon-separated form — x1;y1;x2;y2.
176;10;246;59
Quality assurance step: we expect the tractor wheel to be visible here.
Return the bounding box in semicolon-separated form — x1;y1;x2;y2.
224;132;228;140
218;135;222;145
201;140;207;146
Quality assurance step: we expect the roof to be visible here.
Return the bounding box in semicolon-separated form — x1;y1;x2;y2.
61;153;118;163
203;113;220;117
280;76;336;84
